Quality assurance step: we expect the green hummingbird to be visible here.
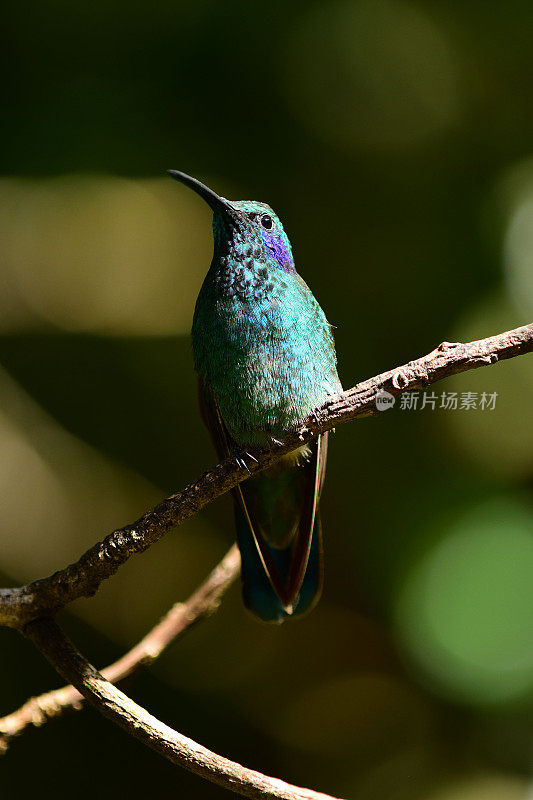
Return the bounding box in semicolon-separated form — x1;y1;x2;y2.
168;171;342;623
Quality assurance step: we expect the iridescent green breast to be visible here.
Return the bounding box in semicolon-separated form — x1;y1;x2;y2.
192;258;341;448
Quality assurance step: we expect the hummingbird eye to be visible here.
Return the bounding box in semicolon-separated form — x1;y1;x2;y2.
260;214;273;230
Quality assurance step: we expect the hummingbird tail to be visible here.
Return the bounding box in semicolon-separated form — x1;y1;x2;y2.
233;434;327;624
234;506;323;624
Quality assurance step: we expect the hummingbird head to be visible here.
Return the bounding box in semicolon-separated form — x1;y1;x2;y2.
230;200;295;274
167;171;296;274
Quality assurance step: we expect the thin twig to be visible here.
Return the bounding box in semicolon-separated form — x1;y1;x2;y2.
25;618;344;800
0;545;240;751
1;323;532;629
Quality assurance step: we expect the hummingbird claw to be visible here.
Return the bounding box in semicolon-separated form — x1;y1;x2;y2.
311;407;323;424
233;449;258;474
235;456;251;474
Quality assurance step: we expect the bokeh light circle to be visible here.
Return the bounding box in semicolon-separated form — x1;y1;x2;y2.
502;158;533;320
0;175;212;335
394;497;533;706
282;0;462;153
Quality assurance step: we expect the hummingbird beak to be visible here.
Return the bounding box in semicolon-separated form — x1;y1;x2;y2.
167;170;244;227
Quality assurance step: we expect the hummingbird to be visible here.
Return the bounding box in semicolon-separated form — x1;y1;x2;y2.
168;171;342;623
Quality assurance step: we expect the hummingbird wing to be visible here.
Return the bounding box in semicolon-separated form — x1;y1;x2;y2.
198;377;325;622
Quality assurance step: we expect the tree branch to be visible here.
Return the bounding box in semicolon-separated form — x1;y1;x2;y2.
24;617;344;800
1;323;532;630
0;545;240;752
2;323;533;800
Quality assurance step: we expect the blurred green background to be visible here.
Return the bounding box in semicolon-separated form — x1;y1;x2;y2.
2;1;533;798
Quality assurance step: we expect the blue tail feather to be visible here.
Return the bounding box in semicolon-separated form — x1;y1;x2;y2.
235;506;323;624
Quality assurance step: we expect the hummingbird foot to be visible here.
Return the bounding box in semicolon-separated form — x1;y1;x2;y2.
311;407;324;425
235;455;251;474
232;448;258;475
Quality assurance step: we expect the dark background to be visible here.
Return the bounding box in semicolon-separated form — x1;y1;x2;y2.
2;2;533;798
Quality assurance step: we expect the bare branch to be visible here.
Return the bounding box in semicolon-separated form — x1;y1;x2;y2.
25;618;345;800
1;322;532;629
2;323;532;799
0;545;240;751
